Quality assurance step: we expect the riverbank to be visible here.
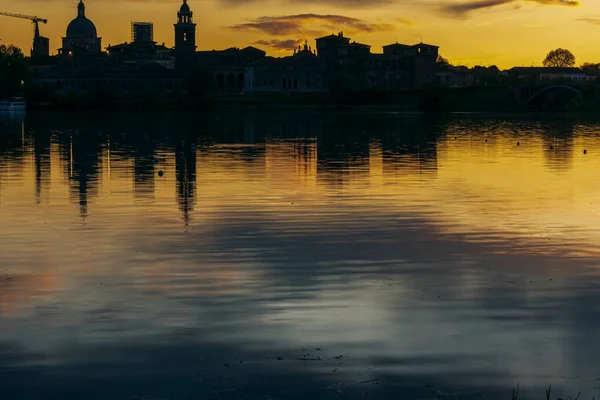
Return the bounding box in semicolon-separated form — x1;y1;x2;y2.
23;83;600;113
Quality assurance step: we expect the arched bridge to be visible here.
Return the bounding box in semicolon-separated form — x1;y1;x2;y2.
514;83;585;108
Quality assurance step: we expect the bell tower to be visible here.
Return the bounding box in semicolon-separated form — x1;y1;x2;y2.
174;0;196;52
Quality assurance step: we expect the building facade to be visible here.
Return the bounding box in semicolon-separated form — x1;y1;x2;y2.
107;22;174;69
245;41;326;94
315;33;439;90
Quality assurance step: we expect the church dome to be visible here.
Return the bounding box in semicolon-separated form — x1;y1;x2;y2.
66;0;97;38
67;17;97;38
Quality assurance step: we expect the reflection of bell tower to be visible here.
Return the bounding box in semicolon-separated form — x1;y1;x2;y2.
176;143;196;227
174;0;196;52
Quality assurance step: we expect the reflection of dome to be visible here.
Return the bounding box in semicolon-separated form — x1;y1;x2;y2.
66;0;97;38
66;17;97;38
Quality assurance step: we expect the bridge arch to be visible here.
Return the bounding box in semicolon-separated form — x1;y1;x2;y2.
525;84;582;106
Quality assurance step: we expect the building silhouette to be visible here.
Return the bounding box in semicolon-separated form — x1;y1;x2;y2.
174;0;196;54
132;22;154;43
30;0;440;96
59;0;102;55
32;22;50;58
246;41;325;93
106;22;172;69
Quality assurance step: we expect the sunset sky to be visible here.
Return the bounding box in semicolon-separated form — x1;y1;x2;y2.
1;0;599;68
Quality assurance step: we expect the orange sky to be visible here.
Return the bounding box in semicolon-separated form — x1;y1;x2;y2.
1;0;599;69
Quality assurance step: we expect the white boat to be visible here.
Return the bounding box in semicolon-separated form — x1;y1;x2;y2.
0;97;26;111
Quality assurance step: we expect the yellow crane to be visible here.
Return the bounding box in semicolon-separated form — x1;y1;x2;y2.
0;12;49;56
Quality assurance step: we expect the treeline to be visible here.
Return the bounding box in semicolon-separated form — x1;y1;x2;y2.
0;45;29;98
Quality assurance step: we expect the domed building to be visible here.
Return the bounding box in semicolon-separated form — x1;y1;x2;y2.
59;0;102;56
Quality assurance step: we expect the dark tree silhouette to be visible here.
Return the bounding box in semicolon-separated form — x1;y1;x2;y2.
436;55;452;69
0;44;29;98
543;48;576;68
581;62;600;72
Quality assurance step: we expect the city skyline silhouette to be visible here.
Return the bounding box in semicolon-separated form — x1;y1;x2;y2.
1;0;598;68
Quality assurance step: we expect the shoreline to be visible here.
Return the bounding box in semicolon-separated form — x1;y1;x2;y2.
20;104;600;119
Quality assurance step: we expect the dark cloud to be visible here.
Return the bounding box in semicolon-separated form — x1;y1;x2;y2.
229;14;396;37
527;0;579;5
219;0;579;11
440;0;578;18
253;39;305;50
579;17;600;25
441;0;515;18
219;0;397;6
395;18;417;26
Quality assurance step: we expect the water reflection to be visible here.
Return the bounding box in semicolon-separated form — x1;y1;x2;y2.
540;120;576;172
1;111;600;400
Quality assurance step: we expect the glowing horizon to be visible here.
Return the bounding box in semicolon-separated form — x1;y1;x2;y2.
1;0;599;68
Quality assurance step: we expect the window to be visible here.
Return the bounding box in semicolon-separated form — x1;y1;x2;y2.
184;33;188;41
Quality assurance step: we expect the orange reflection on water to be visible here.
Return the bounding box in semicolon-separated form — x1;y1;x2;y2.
0;273;62;318
1;114;600;315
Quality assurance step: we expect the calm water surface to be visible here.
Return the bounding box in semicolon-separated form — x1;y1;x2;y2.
1;110;600;399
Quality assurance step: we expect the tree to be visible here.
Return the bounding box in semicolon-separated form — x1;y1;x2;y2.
0;45;29;98
543;48;576;68
581;62;600;73
436;55;452;69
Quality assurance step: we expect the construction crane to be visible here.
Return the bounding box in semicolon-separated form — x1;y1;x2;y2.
0;12;49;57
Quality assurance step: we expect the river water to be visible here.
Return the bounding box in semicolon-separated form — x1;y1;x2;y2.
1;110;600;400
